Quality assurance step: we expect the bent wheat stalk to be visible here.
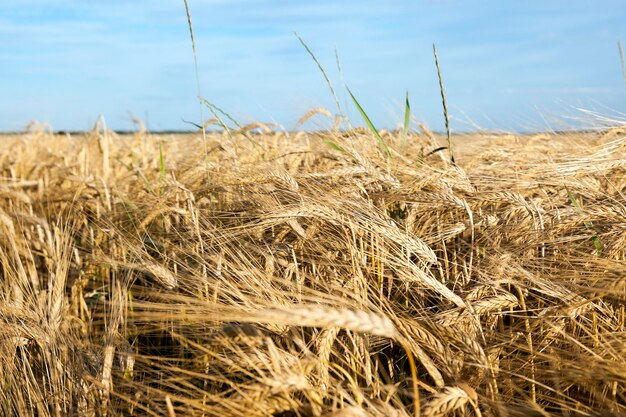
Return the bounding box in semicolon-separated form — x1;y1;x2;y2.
422;385;476;417
256;305;398;339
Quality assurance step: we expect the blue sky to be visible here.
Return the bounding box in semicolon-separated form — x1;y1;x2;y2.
1;0;625;132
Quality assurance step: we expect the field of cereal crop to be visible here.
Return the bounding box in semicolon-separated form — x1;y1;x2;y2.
1;123;626;416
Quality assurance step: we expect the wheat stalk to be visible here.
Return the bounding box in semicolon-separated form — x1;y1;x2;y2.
256;305;398;339
316;326;340;389
422;386;473;417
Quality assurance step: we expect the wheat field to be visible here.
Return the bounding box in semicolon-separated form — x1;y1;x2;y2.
1;122;626;416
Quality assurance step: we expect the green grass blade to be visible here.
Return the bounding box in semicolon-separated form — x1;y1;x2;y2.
200;98;260;147
592;236;603;255
295;32;344;118
325;140;346;153
200;99;233;137
159;144;165;180
566;187;582;211
402;90;411;148
203;100;241;130
433;44;455;165
347;88;391;157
